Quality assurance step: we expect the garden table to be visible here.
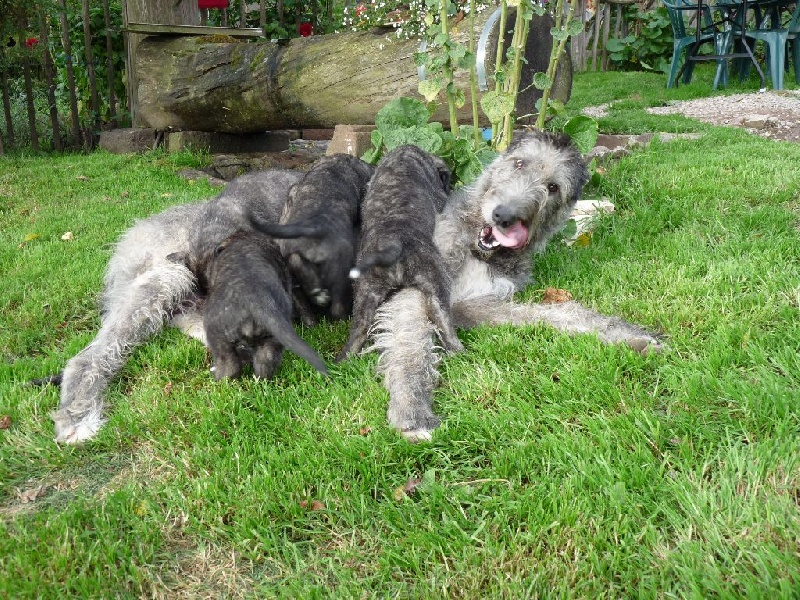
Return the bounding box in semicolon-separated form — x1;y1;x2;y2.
683;0;767;90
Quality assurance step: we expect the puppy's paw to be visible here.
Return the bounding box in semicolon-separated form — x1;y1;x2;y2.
626;336;668;356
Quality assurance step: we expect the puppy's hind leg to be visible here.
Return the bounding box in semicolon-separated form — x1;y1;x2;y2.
54;261;196;444
371;289;442;442
336;282;389;362
416;265;463;354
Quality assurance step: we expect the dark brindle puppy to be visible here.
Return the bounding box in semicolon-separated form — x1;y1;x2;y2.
172;230;328;380
337;145;463;361
250;153;375;320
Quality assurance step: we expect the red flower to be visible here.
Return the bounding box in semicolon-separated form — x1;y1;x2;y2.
355;3;367;16
25;37;38;48
298;22;313;37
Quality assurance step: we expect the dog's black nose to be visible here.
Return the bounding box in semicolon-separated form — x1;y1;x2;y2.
492;205;518;228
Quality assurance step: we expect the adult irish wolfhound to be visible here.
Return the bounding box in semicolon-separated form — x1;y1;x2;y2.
369;131;664;442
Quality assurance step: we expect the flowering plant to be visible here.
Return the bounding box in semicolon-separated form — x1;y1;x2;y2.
341;0;492;39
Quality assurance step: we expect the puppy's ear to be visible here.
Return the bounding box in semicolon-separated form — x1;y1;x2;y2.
166;251;189;267
436;161;452;192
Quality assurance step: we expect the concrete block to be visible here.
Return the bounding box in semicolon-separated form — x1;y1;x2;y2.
98;128;158;153
326;124;376;157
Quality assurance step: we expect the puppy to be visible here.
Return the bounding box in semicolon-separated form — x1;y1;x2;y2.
337;145;463;361
171;230;328;380
250;153;375;320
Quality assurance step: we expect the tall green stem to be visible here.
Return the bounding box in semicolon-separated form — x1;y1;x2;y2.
535;0;577;129
468;0;481;147
441;0;459;135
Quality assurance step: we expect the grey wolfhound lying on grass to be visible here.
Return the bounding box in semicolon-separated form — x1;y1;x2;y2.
339;145;462;362
168;230;329;380
47;131;663;444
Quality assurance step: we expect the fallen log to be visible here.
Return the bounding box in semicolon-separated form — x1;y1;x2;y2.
135;10;573;133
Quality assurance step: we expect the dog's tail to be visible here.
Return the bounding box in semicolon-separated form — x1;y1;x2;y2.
250;215;326;240
349;241;403;279
29;372;63;387
270;318;330;376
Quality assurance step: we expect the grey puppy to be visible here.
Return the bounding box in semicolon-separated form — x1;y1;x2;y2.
337;144;463;362
250;153;374;320
368;131;666;442
171;230;328;379
50;170;304;444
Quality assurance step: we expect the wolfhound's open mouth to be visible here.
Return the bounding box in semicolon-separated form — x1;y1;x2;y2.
478;221;529;251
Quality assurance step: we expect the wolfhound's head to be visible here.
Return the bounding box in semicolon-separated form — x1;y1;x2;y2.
472;130;589;256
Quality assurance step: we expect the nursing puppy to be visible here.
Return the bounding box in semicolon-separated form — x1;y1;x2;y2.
250;153;375;320
171;230;328;380
337;145;463;361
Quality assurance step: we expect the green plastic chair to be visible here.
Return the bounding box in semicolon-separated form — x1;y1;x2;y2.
742;1;800;89
663;0;731;88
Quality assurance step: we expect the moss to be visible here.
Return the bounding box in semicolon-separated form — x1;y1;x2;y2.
196;34;239;44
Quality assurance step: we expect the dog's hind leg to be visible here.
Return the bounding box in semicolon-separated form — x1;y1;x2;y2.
53;261;196;444
452;297;665;354
371;289;442;442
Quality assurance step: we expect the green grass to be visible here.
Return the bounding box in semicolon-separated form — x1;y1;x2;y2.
2;67;800;597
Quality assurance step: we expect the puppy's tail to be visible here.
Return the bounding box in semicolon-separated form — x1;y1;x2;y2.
349;241;403;279
29;372;63;387
270;318;329;376
250;215;325;240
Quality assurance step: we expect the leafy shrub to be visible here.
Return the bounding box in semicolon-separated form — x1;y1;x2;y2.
605;6;673;73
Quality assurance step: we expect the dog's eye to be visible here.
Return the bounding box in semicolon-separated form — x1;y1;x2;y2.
514;159;526;170
547;182;559;194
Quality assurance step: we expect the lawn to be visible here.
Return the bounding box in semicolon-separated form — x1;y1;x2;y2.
1;65;799;597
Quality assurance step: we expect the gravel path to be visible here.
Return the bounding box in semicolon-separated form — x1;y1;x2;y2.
587;89;800;142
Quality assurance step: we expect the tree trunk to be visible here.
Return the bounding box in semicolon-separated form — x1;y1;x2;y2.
134;11;573;133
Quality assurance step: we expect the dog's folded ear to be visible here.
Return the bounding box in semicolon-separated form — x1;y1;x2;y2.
166;251;189;266
436;162;452;193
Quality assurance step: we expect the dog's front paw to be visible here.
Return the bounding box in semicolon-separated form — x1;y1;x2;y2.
387;400;440;443
401;428;434;443
52;409;105;444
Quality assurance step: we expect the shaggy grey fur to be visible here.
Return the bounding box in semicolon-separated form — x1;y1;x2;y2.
174;230;328;379
369;131;665;442
51;170;303;444
250;153;374;320
337;145;463;362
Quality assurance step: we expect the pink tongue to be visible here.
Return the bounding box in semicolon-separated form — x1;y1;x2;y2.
493;221;528;248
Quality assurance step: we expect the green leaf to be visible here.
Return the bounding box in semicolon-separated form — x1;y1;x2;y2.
418;78;442;103
532;72;552;91
383;125;443;155
562;115;599;155
480;91;515;124
566;19;585;36
375;97;431;131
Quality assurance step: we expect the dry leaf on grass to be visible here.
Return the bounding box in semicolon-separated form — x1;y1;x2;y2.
61;231;74;241
299;500;325;511
76;175;89;181
17;485;47;503
393;477;422;501
358;426;372;436
0;415;11;429
541;287;573;304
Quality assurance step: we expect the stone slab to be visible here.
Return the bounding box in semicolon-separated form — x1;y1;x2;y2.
167;131;290;153
98;128;159;153
326;124;376;157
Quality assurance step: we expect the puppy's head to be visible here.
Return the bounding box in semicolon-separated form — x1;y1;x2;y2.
472;130;589;255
